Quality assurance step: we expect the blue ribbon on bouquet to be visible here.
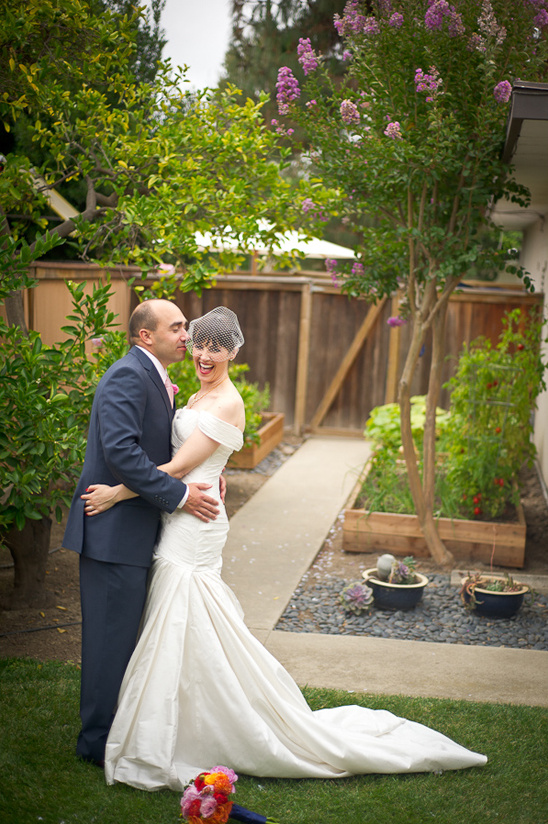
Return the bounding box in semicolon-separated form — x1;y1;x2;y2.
229;803;281;823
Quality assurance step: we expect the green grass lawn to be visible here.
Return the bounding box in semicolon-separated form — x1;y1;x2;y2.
1;658;546;824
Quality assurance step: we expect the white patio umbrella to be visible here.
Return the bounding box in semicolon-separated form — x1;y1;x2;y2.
195;220;355;260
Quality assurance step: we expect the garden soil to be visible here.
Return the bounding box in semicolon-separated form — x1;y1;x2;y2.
1;439;547;664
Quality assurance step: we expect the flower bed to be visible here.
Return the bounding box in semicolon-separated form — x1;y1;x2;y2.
342;470;527;568
228;412;285;469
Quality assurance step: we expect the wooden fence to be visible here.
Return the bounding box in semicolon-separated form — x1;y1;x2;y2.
12;261;544;435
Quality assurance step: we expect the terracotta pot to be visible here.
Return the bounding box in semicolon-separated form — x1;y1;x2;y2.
362;568;429;611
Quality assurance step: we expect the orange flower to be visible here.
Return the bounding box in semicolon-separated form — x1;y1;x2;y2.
204;772;232;795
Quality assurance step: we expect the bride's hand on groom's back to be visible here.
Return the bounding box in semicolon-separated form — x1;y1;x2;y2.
81;484;121;516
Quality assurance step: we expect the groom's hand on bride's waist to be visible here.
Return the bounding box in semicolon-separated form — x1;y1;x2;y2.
183;482;220;522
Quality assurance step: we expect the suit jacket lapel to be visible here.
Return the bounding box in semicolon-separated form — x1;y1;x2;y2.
130;346;174;419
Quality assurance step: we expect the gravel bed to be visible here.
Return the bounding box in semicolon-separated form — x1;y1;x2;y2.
276;573;548;650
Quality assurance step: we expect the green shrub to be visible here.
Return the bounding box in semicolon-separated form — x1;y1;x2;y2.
360;309;547;521
443;307;546;518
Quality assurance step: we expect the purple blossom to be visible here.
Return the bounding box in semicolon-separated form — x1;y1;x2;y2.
340;99;360;125
276;66;300;115
384;120;402;139
305;99;317;108
351;261;364;277
493;80;512;103
415;67;442;95
343;49;352;61
91;337;104;349
387;316;407;327
297;37;319;75
388;12;404;28
302;200;329;222
425;0;464;36
334;1;366;36
534;9;548;26
467;32;486;52
325;258;338;275
478;0;507;45
363;16;380;36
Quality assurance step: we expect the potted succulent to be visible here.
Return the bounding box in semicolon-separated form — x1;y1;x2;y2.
362;554;429;611
460;571;531;619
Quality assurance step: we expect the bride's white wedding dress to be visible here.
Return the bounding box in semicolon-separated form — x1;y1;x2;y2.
104;408;487;791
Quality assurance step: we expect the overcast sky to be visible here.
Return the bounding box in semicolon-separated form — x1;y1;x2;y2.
159;0;233;90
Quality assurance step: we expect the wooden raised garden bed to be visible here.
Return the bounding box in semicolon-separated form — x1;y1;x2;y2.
228;412;285;470
342;472;527;568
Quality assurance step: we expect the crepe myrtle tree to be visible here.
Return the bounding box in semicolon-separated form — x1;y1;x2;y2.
275;0;548;564
0;0;333;606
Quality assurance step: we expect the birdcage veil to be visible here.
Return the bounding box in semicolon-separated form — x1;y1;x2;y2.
187;306;244;363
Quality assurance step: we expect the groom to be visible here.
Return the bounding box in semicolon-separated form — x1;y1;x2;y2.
63;298;221;767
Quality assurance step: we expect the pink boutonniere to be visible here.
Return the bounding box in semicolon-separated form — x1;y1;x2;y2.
168;382;179;395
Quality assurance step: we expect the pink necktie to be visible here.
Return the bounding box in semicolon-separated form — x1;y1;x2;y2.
164;376;174;407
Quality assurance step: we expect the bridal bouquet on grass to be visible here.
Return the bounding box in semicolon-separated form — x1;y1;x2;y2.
180;766;280;824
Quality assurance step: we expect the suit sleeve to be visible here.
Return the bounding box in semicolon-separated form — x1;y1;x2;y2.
97;361;186;512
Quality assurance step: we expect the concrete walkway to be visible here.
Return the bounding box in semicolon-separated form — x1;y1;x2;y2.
223;437;548;709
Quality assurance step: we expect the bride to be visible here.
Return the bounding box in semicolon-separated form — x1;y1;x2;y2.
82;306;487;791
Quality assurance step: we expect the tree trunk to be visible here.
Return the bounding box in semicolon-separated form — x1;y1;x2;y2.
5;289;29;335
3;517;54;609
423;300;449;510
398;315;454;567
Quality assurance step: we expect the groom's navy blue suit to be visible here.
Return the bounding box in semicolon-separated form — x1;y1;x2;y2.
63;345;186;763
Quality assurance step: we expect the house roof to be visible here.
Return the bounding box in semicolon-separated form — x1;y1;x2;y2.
491;80;548;230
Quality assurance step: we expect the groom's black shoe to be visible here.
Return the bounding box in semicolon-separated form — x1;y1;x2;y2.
78;754;105;769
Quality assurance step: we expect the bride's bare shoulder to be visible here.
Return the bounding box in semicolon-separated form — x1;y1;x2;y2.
208;385;245;430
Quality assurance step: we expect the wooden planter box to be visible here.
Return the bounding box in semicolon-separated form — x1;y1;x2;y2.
228;412;285;469
343;473;527;568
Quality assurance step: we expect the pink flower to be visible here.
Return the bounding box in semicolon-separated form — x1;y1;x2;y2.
181;786;201;816
415;67;442;96
340;99;360;125
388;12;404;27
387;316;407;327
167;381;179;395
276;66;300;114
200;796;218;817
157;263;175;275
493;80;512;104
384;121;402;139
297;37;319;75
